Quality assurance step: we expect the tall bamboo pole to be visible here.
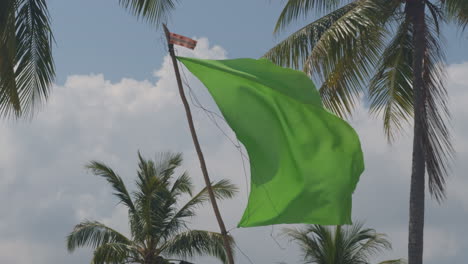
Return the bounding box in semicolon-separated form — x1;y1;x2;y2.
163;24;235;264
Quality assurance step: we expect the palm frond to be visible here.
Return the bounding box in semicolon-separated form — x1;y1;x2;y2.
155;151;183;184
170;172;193;197
175;179;237;218
369;18;414;142
67;220;131;252
425;0;443;34
136;151;160;192
133;152;173;242
274;0;346;33
315;21;386;118
423;15;454;201
444;0;468;29
0;4;19;117
267;0;396;117
305;0;398;118
265;1;359;70
159;179;237;241
162;230;234;264
1;0;55;118
86;161;136;212
119;0;177;26
92;242;140;264
13;0;54;117
345;225;391;261
284;224;397;263
282;226;327;263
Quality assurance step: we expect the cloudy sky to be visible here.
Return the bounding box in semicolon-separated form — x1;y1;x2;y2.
1;0;468;263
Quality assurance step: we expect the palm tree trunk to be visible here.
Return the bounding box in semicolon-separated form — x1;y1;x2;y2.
406;1;427;264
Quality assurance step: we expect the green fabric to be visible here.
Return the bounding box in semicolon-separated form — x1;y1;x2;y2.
177;56;364;227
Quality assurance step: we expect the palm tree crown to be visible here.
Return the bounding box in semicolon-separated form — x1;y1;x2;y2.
67;152;237;264
284;223;405;264
265;0;467;201
266;1;467;263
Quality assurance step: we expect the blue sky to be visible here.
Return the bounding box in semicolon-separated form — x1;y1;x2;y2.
1;1;468;264
48;0;468;84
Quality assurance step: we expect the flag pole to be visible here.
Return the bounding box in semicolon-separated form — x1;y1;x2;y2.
162;24;235;264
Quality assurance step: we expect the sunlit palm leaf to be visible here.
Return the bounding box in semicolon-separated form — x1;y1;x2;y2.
265;2;359;70
162;230;234;264
305;0;398;117
315;21;386;118
119;0;177;25
369;18;414;141
267;0;399;117
274;0;347;33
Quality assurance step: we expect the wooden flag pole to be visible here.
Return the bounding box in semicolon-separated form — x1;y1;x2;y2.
163;24;235;264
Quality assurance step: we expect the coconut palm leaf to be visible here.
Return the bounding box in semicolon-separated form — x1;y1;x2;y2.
119;0;178;25
265;2;360;70
0;0;54;118
172;179;237;220
92;242;141;264
159;179;237;241
369;18;414;141
171;172;193;197
0;0;19;116
86;161;136;213
266;0;396;117
284;223;402;264
162;230;234;264
67;220;131;252
444;0;468;28
422;16;454;201
274;0;347;32
156;151;184;184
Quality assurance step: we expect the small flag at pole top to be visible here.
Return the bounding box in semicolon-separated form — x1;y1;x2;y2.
169;32;197;50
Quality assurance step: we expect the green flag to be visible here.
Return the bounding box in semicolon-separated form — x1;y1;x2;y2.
177;56;364;227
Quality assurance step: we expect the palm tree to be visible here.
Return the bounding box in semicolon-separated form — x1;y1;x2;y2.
284;223;405;264
67;152;237;264
0;0;54;118
0;0;178;118
265;1;467;263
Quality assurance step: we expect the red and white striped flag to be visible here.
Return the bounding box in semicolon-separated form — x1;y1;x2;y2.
169;32;197;50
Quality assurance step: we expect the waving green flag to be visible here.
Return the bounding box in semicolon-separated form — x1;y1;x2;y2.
177;57;364;227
